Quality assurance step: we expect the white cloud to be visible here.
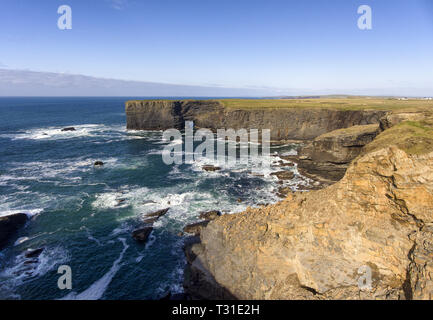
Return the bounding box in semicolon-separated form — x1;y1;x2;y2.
0;62;8;68
0;69;277;97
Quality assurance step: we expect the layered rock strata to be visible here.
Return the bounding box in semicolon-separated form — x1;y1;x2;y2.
126;100;386;141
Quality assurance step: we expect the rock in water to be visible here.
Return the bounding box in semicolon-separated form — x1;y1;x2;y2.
0;213;28;250
61;127;76;132
277;187;292;198
199;210;222;221
270;170;295;180
25;248;44;258
146;208;169;218
132;227;153;243
142;217;159;225
202;165;221;172
94;161;104;166
183;221;210;236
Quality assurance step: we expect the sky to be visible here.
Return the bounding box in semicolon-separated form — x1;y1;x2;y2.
0;0;433;96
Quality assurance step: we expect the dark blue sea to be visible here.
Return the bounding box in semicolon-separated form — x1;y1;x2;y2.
0;97;302;300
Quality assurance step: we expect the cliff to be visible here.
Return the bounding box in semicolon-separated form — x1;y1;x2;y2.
295;124;381;181
184;112;433;300
125;100;387;140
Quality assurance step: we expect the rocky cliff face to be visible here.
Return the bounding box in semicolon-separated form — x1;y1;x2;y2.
185;145;433;300
126;100;224;131
295;124;381;181
126;100;386;141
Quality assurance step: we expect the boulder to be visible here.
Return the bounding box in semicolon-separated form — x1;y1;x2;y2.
0;213;28;250
202;165;221;172
132;227;153;243
61;127;76;132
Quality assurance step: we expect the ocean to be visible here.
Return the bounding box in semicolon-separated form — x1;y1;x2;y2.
0;97;302;300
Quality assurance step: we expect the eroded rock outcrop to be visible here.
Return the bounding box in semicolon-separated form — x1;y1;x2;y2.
132;208;170;243
296;124;381;181
185;146;433;300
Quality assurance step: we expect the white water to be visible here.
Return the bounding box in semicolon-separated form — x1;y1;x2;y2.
60;238;129;300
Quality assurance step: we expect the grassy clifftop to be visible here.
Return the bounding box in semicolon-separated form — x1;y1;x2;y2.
363;119;433;155
219;98;433;111
127;97;433;111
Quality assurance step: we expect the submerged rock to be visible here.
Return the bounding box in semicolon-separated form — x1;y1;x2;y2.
61;127;76;132
132;227;153;243
146;208;169;218
115;199;127;207
142;200;157;205
24;259;39;265
0;213;28;250
25;248;44;258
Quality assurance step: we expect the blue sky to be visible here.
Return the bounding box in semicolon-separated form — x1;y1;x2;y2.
0;0;433;96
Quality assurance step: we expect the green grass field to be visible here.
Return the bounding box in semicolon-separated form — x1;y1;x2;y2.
127;97;433;112
219;98;433;111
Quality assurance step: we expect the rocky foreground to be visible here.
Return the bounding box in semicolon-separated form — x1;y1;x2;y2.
184;110;433;300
